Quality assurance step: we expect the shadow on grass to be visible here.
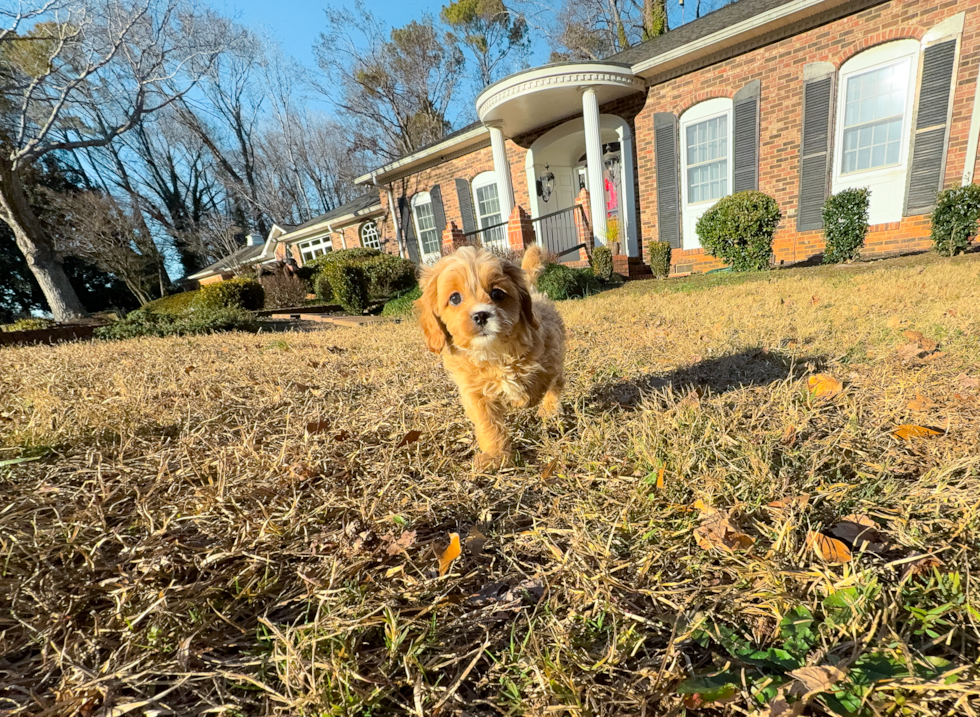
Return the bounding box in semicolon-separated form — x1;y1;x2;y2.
589;348;827;409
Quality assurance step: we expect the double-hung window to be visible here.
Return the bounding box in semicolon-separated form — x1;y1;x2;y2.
471;172;506;251
679;98;733;249
411;192;441;262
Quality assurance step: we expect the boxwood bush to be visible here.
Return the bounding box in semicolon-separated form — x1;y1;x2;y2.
591;245;614;282
822;188;870;264
648;240;671;278
95;307;259;340
306;248;415;300
323;262;368;314
696;191;782;272
537;263;599;300
197;277;265;311
381;286;422;317
140;290;201;316
930;184;980;257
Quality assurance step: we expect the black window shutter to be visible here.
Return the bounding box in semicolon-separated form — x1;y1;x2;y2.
654;112;681;249
906;39;958;216
797;66;835;231
399;196;420;263
430;184;447;236
733;80;761;193
455;178;477;235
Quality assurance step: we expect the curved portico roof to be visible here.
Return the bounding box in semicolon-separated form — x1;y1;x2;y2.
475;62;645;138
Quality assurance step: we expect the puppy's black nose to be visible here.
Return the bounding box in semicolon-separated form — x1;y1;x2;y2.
472;311;490;327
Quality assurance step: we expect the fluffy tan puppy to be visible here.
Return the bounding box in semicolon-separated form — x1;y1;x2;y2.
415;245;566;470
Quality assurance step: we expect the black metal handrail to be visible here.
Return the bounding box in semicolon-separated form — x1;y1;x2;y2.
530;205;583;263
462;218;508;237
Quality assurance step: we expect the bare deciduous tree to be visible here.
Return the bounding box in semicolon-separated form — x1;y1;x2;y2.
0;0;227;321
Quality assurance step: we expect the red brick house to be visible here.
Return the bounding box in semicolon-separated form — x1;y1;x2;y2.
353;0;980;276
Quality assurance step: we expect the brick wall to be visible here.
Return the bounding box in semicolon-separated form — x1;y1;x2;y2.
634;0;980;273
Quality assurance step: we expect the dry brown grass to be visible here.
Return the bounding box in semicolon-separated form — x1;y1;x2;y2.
2;252;980;716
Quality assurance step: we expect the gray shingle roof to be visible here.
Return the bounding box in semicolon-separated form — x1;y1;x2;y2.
289;194;382;232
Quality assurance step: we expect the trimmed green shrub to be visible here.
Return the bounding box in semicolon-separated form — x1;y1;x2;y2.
648;241;672;278
591;245;614;282
361;254;417;297
696;191;782;272
1;317;56;332
381;286;422;317
822;188;870;264
537;263;600;301
314;272;333;302
140;290;201;316
323;263;368;314
930;184;980;257
95;307;259;340
304;248;381;273
197;277;265;311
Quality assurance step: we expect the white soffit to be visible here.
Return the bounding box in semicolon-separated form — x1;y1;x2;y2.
476;63;645;137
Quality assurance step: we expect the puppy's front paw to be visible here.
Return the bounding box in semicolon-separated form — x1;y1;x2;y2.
473;451;513;472
537;395;560;418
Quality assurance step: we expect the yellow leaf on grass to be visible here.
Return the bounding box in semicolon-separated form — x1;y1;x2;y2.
541;459;558;480
438;533;461;576
789;665;847;694
694;508;755;552
807;374;842;401
893;424;943;440
807;531;851;564
907;393;935;411
396;430;422;448
655;465;665;489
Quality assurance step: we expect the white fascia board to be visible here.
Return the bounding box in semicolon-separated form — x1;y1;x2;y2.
354;126;490;185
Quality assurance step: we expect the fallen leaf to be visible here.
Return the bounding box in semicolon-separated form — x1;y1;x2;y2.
902;553;944;579
811;295;819;305
904;329;925;343
655;465;665;489
897;343;926;361
767;694;804;717
886;316;903;329
904;330;938;353
922;351;945;362
334;430;351;442
767;494;810;517
789;665;847;695
305;420;330;435
385;530;417;556
541;459;558;480
807;531;851;564
183;365;195;374
808;374;843;401
292;382;311;393
307;360;322;368
829;515;886;551
781;425;797;446
465;526;487;555
944;308;958;317
438;533;461;576
694;509;755;552
958;374;980;389
396;430;422;448
892;424;943;440
907;393;936;411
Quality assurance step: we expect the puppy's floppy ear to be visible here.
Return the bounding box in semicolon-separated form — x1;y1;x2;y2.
414;263;452;353
502;260;537;331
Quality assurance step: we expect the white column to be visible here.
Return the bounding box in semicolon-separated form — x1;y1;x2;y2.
488;123;514;219
581;86;607;245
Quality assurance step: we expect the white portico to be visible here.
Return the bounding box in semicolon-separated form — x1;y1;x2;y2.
476;63;645;254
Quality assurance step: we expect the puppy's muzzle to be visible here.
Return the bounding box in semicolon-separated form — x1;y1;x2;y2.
472;311;491;327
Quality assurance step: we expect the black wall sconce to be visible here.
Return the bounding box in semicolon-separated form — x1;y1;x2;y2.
536;164;555;203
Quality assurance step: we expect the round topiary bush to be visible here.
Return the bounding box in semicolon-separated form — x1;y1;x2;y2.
197;277;265;311
696;191;782;272
930;184;980;257
323;262;368;314
591;245;614;282
822;187;870;264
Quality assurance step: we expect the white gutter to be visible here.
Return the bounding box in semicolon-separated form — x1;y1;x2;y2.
354;125;490;185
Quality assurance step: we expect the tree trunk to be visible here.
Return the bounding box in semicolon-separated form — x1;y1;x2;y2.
0;158;89;322
642;0;667;40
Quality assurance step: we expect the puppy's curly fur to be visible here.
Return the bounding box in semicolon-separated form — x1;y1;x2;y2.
415;245;566;470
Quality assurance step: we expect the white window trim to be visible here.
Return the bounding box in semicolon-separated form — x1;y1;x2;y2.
411;192;441;263
471;171;507;250
832;39;920;225
680;97;733;250
297;236;331;264
359;219;381;249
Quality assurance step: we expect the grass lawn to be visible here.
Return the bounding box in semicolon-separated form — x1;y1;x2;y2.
2;252;979;715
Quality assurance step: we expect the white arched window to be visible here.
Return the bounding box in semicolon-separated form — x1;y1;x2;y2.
411;192;441;262
832;40;920;224
680;97;733;249
471;171;507;251
359;219;381;249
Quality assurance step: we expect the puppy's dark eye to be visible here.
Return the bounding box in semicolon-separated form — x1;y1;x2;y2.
449;292;462;306
490;288;506;302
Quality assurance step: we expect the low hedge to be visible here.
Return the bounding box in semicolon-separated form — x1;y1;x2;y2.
648;241;671;278
537;263;600;301
696;191;782;272
322;262;368;314
1;317;56;332
307;249;416;300
822;188;870;264
140;290;201;316
95;306;260;340
197;277;265;311
930;184;980;257
591;245;614;282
